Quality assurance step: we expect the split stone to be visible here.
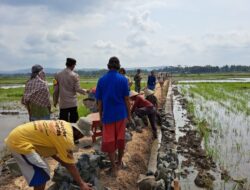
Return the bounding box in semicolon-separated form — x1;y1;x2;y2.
137;174;165;190
5;158;22;177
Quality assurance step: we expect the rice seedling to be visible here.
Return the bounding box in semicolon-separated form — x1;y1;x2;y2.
178;81;250;186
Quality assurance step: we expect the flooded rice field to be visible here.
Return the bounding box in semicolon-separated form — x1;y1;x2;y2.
174;80;250;189
179;78;250;83
0;113;28;158
0;82;53;89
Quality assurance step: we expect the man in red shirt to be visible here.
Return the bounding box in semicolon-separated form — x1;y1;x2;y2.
130;91;157;138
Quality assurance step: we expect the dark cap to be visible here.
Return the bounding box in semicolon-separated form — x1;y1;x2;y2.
31;64;43;73
66;58;77;67
107;56;120;70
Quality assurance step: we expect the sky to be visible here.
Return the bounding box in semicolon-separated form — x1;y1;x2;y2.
0;0;250;71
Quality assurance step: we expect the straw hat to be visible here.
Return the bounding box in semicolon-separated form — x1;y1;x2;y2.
129;90;139;98
71;117;93;136
144;88;154;97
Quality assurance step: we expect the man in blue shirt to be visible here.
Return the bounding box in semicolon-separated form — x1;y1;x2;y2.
147;71;156;90
95;56;131;177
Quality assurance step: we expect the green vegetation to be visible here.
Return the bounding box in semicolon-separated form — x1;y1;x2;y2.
0;87;23;102
180;80;250;188
181;82;250;115
0;75;145;117
173;72;250;81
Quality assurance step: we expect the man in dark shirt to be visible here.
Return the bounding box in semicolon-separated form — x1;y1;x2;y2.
147;71;156;90
134;69;142;93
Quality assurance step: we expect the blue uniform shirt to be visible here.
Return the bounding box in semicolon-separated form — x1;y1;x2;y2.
95;70;129;124
147;75;156;90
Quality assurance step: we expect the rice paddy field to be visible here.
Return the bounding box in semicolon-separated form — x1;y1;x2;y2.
0;75;147;154
177;79;250;188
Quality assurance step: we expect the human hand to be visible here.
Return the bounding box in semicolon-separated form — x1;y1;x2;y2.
80;182;93;190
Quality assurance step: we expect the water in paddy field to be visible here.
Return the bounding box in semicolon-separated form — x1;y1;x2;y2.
194;98;250;180
173;88;224;190
176;81;250;189
0;82;53;89
178;78;250;83
0;113;28;159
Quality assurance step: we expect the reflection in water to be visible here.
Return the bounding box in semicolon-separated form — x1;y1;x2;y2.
178;84;250;188
0;83;53;89
0;114;28;158
179;78;250;83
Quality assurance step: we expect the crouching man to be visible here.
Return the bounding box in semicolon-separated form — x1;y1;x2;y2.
130;90;157;139
5;120;93;190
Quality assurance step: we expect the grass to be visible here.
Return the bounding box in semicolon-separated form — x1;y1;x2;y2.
0;76;146;117
179;80;250;188
0;87;24;102
173;72;250;81
181;82;250;115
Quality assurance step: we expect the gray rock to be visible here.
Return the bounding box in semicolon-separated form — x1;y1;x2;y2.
137;174;165;190
89;155;100;168
93;176;104;190
125;131;132;142
53;165;73;182
59;181;70;190
77;154;90;170
5;158;22;177
168;161;178;170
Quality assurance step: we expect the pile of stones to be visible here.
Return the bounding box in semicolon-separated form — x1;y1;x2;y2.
137;107;179;190
49;153;107;190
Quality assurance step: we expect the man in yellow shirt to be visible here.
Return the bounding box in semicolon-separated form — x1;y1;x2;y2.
5;120;92;190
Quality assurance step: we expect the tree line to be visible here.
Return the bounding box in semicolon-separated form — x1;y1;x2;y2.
159;65;250;74
0;65;249;78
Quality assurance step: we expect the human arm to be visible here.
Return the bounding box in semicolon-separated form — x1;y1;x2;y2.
53;78;59;107
97;100;103;127
74;74;88;95
125;96;131;122
52;155;92;190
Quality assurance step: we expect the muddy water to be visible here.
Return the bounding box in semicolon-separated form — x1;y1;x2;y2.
173;90;222;189
193;97;250;180
0;113;28;158
176;84;250;189
179;78;250;83
0;83;53;89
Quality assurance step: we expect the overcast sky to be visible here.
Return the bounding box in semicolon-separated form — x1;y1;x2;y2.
0;0;250;71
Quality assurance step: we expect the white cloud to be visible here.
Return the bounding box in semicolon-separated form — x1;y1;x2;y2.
124;10;161;32
127;32;150;47
0;0;250;71
94;40;116;50
47;31;78;43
